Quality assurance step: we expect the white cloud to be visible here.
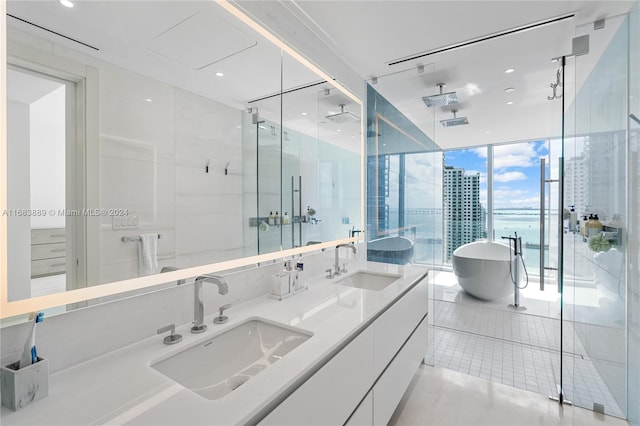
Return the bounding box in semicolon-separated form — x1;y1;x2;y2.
469;147;487;158
494;171;527;182
493;143;539;170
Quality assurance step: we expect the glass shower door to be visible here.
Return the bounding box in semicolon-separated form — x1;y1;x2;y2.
561;15;629;417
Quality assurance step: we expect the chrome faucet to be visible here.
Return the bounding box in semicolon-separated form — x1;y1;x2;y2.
161;266;185;285
334;243;356;276
191;274;229;334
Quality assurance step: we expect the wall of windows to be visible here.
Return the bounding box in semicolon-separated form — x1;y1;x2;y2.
366;84;441;266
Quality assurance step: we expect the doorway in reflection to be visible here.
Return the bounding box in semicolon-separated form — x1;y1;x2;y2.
7;65;83;303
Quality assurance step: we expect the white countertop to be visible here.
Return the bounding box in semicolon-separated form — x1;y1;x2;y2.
1;262;428;425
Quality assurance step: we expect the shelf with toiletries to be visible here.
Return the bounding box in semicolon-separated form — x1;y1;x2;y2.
575;213;623;251
249;215;320;228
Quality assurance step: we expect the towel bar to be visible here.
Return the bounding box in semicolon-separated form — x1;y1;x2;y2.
121;234;161;242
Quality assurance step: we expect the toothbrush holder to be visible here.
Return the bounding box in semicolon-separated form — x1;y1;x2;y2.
1;357;49;411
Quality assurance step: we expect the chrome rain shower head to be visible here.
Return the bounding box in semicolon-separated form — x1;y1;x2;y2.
325;104;360;123
440;109;469;127
422;83;459;108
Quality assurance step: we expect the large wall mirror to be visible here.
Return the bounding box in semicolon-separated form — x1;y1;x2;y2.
1;0;363;320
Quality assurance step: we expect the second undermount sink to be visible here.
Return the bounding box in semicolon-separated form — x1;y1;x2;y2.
150;317;312;400
335;270;401;291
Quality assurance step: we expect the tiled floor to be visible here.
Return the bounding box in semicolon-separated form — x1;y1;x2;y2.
389;365;629;426
428;270;624;419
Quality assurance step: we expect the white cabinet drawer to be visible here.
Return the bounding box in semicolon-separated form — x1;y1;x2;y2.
31;258;66;277
31;228;66;245
373;277;428;374
346;390;373;426
373;314;428;425
31;242;66;261
260;326;375;426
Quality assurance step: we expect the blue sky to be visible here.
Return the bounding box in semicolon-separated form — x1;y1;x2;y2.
444;140;549;209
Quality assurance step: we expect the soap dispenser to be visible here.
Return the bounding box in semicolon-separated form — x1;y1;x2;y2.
268;211;274;226
274;211;280;225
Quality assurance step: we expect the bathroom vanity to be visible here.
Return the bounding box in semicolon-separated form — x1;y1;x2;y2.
0;262;428;425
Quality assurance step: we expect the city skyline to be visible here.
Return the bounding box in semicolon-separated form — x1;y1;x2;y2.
444;140;549;209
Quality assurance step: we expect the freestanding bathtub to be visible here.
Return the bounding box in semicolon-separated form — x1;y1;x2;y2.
367;236;414;265
452;241;516;301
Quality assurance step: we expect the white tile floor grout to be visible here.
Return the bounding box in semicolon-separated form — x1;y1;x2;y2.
426;271;625;419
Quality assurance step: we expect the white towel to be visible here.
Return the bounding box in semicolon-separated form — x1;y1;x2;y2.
138;233;158;276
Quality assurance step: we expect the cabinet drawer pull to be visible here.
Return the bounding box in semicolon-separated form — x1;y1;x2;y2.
50;248;66;253
50;234;65;238
50;263;66;267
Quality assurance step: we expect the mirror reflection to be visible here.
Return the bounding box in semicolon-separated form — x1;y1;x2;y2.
4;1;362;309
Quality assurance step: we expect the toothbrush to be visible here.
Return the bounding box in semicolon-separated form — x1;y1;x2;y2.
19;312;44;369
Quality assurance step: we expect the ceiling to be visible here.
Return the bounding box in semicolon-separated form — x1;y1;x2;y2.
5;1;635;152
6;0;362;151
291;0;636;149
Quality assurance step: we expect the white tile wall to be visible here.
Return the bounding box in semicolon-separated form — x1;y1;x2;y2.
8;27;251;284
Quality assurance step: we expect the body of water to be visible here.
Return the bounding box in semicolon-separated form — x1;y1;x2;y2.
384;208;545;270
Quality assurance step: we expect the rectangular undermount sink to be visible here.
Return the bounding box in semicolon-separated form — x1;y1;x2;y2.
150;317;312;400
335;270;401;291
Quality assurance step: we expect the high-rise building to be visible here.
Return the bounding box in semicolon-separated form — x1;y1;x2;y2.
443;165;484;261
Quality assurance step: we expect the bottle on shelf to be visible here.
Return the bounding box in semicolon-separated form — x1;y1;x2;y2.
580;215;588;236
283;212;289;225
268;211;274;226
274;211;280;225
588;214;603;236
569;206;577;232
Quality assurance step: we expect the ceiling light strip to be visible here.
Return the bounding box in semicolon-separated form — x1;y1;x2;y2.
217;0;361;106
7;14;100;51
0;236;360;318
376;112;433;151
388;13;574;66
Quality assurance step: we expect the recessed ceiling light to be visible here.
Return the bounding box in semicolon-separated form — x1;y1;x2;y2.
506;101;514;105
301;112;308;116
504;87;515;93
485;131;491;134
504;68;515;74
59;0;74;7
215;72;224;77
145;98;153;103
337;129;342;132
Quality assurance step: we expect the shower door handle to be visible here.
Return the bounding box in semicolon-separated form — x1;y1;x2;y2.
539;158;545;291
557;157;564;294
291;176;302;248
